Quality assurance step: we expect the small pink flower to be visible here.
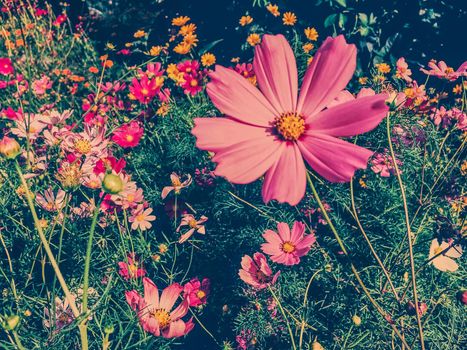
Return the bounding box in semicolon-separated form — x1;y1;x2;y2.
430;106;453;128
125;278;194;338
420;59;467;81
181;75;203;96
36;187;66;212
112;121;144;148
129;75;163;104
161;173;192;199
371;151;401;177
238;252;280;289
32;75;53;96
118;253;146;280
129;205;156;231
428;239;462;272
395;57;412;82
183;277;210;307
176;214;208;243
0;57;14;75
261;221;316;265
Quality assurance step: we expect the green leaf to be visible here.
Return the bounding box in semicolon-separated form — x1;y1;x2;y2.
199;39;224;54
324;13;337;28
335;0;347;7
338;13;348;29
358;13;368;25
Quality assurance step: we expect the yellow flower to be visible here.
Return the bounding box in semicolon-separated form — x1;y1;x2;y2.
149;45;163;56
133;30;146;39
282;12;297;26
304;27;318;41
453;84;463;94
156;103;170;116
302;42;314;53
231;57;240;63
266;4;280;17
159;243;169;254
172;16;190;26
201;53;216;67
125;42;133;48
167;64;185;83
173;42;192;54
38;219;48;229
179;23;197;36
461;160;467;175
358;77;368;84
376;62;391;74
183;33;198;47
239;15;253;26
247;33;261;46
307;56;314;65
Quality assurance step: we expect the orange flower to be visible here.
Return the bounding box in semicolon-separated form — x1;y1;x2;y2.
266;4;280;17
239;15;253;26
173;42;191;55
172;16;190;26
133;30;146;38
282;12;297;25
247;33;261;46
304;27;318;41
149;45;163;56
179;23;197;36
103;60;113;68
182;33;198;47
376;62;391;74
302;43;314;53
88;66;99;74
201;53;216;67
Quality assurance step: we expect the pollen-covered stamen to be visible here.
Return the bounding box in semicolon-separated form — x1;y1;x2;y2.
74;139;92;154
281;241;296;254
273;112;305;141
150;308;171;329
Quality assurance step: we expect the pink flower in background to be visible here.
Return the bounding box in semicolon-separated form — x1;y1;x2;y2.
261;221;315;265
0;58;14;75
43;296;76;332
192;34;389;206
118;253;146;280
36;187;67;212
176;214;207;243
430;106;453;128
371;151;402;177
161;173;192;199
129;75;162;103
395;57;412;82
125;278;194;338
129;205;156;231
420;59;467;81
181;74;203;96
32;75;53;96
112;121;144;148
183;277;210;307
428;239;463;272
238;252;280;289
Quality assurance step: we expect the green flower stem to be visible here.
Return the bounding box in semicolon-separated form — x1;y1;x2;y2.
268;285;297;350
306;172;411;350
14;161;87;348
386;113;425;350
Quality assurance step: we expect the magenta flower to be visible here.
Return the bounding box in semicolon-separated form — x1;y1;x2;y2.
118;253;146;280
183;277;210;307
192;34;389;206
261;222;315;266
238;252;280;289
125;277;194;338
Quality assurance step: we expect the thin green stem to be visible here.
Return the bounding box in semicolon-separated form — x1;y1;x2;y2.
306;172;411;349
268;286;297;350
386;113;425;350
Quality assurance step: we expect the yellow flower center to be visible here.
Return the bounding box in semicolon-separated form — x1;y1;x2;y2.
196;290;206;299
281;241;296;253
190;79;198;87
74;139;92;154
136;214;145;222
274;112;305;141
127;193;135;202
141;88;149;96
445;67;454;74
434;246;443;255
188;218;198;228
126;135;134;142
172;178;182;187
128;263;138;276
150;309;171;329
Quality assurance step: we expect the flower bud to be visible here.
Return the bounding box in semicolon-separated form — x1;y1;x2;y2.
3;315;20;330
0;136;21;160
352;314;362;326
312;341;325;350
104;324;115;334
458;290;467;305
102;173;123;194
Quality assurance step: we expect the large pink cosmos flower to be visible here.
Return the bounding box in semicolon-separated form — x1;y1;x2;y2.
261;221;315;266
192;34;389;205
420;59;467;81
125;277;194;338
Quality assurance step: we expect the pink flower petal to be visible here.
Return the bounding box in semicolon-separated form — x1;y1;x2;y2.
290;221;306;242
162;319;187;338
297;132;373;182
192;118;283;184
297;35;356;119
261;143;306;205
276;222;291;241
263;229;282;245
207;65;277;127
143;277;159;308
308;94;389;137
253;34;298;113
169;300;189;320
261;242;283;256
159;283;182;311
